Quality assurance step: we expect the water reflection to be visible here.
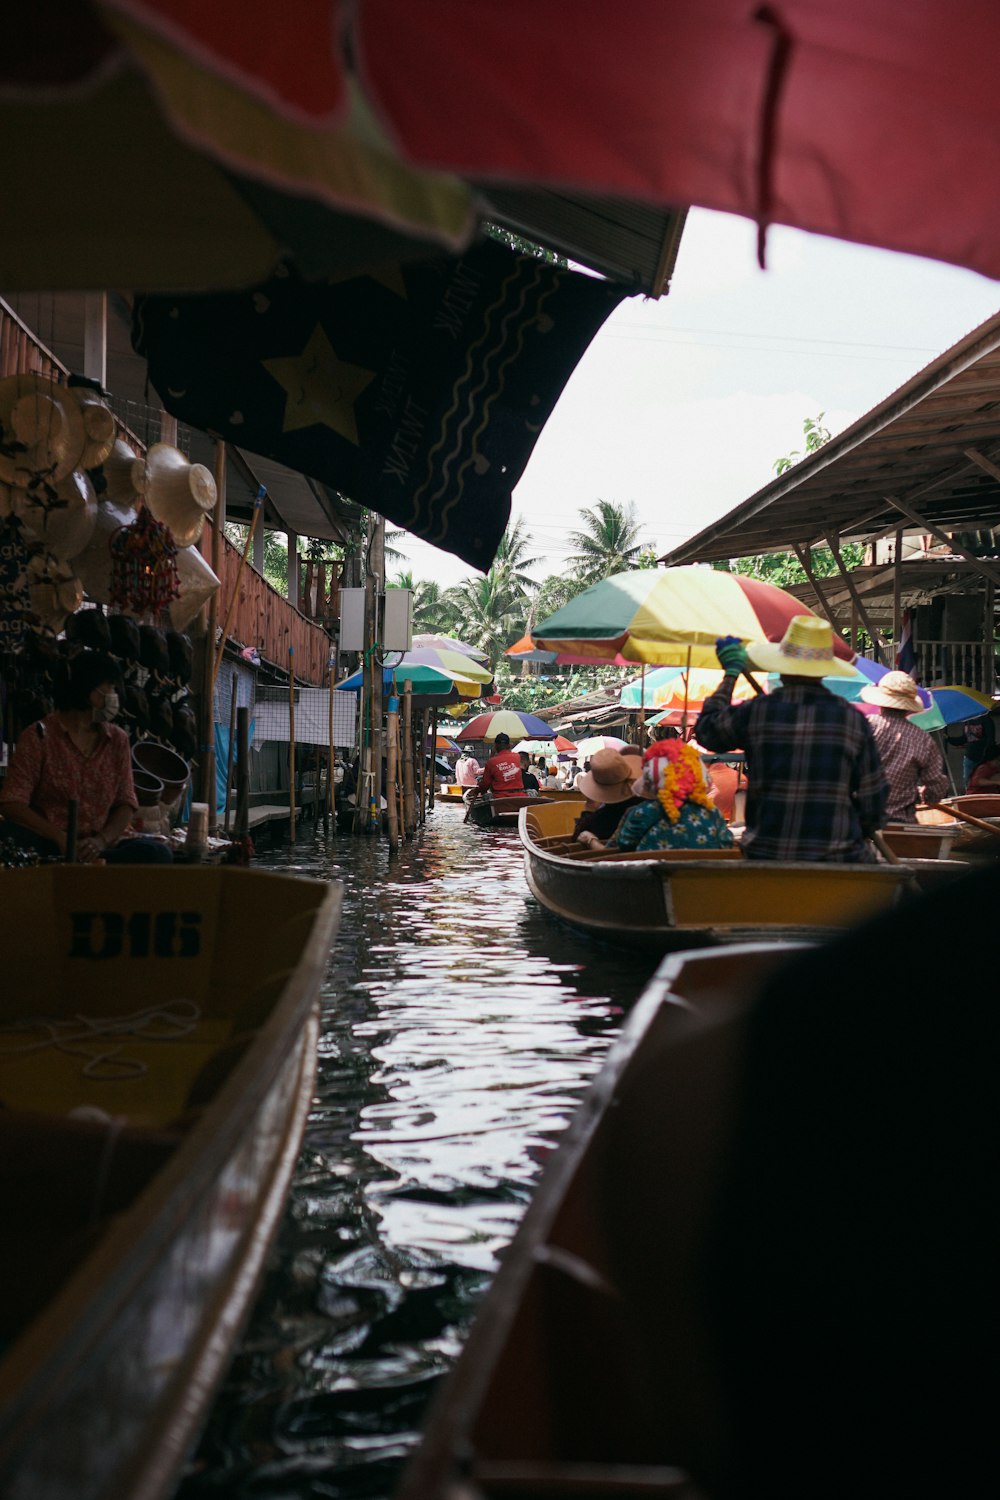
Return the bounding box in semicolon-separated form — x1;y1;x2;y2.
178;806;656;1499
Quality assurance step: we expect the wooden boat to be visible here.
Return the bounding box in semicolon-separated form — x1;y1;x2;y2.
395;940;801;1500
468;792;585;829
440;783;585;809
916;795;1000;857
0;865;341;1500
520;797;915;950
438;782;470;803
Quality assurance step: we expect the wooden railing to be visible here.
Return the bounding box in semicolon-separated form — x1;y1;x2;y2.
212;536;333;685
0;298;333;685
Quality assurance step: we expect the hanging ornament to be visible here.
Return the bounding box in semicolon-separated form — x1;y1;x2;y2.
109;506;180;614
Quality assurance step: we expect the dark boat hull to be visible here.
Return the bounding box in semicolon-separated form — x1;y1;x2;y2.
0;866;342;1500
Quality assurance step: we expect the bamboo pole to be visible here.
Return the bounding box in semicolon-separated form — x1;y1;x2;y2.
326;664;335;830
235;706;250;839
639;663;646;745
386;690;400;853
288;646;296;840
402;679;415;835
200;442;227;819
417;709;427;823
223;671;238;833
428;706;438;809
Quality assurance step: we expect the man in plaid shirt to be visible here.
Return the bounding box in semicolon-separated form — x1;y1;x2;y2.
697;618;887;862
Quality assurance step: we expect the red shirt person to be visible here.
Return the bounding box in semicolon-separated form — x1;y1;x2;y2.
476;733;524;796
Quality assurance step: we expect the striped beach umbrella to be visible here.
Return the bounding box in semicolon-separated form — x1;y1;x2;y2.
533;566;855;668
457;710;555;742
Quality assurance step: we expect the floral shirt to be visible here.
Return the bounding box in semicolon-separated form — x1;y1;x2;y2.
0;714;137;837
609;799;734;852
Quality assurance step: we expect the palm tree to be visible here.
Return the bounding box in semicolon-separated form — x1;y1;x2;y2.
492;516;542;592
447;566;525;666
567;500;644;582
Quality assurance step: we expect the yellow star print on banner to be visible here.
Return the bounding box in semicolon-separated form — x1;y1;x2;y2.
263;325;375;445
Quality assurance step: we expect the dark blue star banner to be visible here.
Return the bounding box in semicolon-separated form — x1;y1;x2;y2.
133;241;628;570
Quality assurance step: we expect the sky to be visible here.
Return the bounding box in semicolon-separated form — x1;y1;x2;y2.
392;207;1000;590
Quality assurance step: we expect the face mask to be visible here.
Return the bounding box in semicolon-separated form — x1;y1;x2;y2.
93;690;119;723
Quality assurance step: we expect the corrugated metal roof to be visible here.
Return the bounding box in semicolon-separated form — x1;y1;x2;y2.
661;311;1000;565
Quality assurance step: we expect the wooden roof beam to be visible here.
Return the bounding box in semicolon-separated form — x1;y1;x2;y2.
825;533;887;663
883;495;1000;590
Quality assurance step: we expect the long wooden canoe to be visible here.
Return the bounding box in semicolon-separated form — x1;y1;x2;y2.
520;797;914;950
0;865;341;1500
395;941;800;1500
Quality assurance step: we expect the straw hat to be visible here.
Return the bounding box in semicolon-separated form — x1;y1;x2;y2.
576;748;636;804
860;670;924;713
168;543;221;630
746;614;856;678
13;468;97;561
0;373;87;486
68;386;116;470
96;438;143;509
134;443;217;547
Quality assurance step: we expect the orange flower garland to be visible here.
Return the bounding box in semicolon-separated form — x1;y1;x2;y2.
643;740;713;823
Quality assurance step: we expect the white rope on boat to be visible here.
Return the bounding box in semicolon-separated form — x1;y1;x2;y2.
0;999;203;1080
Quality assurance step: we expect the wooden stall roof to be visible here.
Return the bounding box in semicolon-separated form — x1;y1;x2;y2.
784;555;990;624
661;310;1000;566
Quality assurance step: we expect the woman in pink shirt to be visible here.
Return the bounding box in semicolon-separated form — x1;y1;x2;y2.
1;651;170;863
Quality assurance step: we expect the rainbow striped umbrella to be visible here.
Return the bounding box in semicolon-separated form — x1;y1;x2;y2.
457;710;555;742
533;566;855;668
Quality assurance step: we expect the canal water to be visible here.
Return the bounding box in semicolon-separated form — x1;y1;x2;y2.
177;804;658;1500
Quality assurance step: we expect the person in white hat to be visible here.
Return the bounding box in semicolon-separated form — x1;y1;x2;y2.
859;671;949;823
696;616;887;862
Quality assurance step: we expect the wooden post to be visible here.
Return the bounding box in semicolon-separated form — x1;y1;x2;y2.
984;578;996;695
429;706;438;809
418;709;427;823
639;662;646;745
223;671;238;833
201;440;226;822
288;646;296;840
402;679;415;835
235;706;250;839
893;528;903;665
386;690;400;854
370;515;386;830
326;664;335;830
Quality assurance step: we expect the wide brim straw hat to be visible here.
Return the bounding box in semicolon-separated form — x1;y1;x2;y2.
859;670;924;713
576;747;636;804
99;438;143;509
0;372;87;486
746;614;857;678
68;387;117;471
134;442;217;547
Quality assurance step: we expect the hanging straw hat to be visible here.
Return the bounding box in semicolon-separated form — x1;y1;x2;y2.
859;670;924;713
97;438;143;509
168;543;221;630
13;468;97;562
575;748;636;804
0;373;87;486
746;614;857;678
134;443;216;547
67;385;117;470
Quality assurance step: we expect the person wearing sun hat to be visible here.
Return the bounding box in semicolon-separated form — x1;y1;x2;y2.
697;615;887;862
860;671;949;823
600;740;735;852
573;748;642;843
